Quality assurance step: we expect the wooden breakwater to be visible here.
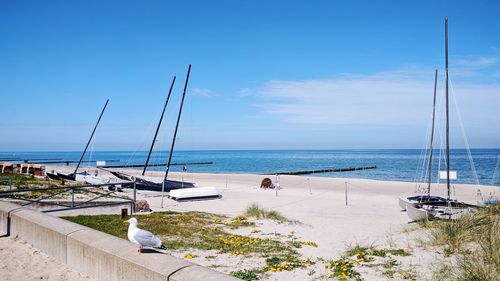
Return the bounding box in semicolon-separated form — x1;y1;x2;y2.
275;165;377;175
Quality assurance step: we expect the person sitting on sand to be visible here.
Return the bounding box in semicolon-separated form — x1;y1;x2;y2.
260;178;275;189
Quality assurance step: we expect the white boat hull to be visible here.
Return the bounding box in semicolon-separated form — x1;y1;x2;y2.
169;186;221;201
82;175;126;188
406;204;432;221
398;197;409;211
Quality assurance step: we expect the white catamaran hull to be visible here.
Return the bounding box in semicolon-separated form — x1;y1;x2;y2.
406;204;433;221
82;175;126;187
398;197;410;211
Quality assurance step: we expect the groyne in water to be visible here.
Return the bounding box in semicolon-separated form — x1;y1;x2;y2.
275;165;377;175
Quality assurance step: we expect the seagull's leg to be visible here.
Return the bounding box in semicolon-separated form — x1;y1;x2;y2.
137;246;142;255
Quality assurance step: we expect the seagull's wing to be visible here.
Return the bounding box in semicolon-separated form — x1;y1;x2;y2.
133;228;162;248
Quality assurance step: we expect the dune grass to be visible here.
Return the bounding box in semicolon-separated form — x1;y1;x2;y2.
344;245;411;258
425;204;500;280
244;203;297;223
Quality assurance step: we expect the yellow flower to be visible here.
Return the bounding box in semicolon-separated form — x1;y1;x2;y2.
184;253;197;259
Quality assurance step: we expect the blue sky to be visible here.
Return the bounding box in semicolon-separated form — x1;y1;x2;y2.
1;0;499;151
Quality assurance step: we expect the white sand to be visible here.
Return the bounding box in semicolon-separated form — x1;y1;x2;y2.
5;166;497;280
0;236;93;281
98;168;497;280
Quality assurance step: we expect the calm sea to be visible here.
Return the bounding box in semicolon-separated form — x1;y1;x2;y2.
1;149;499;185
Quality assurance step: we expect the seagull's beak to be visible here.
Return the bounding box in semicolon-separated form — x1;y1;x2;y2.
123;220;128;224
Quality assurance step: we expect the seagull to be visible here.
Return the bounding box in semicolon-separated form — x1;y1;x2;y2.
125;217;165;253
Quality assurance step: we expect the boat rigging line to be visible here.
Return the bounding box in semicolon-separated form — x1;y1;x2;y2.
74;99;109;176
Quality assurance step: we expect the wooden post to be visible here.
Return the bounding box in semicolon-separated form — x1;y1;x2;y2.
161;180;165;208
121;208;128;219
275;174;279;197
307;177;312;195
345;182;348;206
133;181;137;213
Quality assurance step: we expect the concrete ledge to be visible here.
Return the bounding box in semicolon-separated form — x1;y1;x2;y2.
0;201;238;281
67;228;195;281
9;207;87;263
0;201;22;236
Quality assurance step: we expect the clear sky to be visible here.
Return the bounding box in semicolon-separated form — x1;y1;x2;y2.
1;0;499;151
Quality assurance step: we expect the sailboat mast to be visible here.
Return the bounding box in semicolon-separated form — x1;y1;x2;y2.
427;69;438;195
163;64;191;182
74;99;109;175
445;17;451;200
142;76;177;176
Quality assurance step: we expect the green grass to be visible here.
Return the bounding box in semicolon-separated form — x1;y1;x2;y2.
230;268;264;281
344;245;411;258
244;203;297;223
0;172;75;189
63;211;300;256
63;211;320;280
342;244;414;279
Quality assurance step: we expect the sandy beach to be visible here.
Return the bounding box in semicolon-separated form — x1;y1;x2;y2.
1;165;492;280
0;236;94;281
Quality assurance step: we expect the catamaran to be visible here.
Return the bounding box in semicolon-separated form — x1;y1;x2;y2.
107;66;201;193
405;17;482;221
398;69;447;211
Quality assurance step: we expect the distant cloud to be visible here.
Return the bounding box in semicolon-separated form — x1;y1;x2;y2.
189;88;215;97
254;69;500;128
453;54;500;77
238;88;251;96
455;55;500;69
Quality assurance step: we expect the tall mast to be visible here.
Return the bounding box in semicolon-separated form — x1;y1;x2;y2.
427;69;438;195
74;99;109;176
445;17;451;200
163;64;191;183
142;76;176;176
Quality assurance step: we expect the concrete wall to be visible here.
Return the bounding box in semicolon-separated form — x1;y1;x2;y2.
0;201;238;281
0;201;21;236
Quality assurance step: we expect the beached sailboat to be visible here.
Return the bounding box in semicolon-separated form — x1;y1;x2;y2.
109;170;193;191
109;68;195;192
159;65;221;203
398;69;447;211
406;18;481;221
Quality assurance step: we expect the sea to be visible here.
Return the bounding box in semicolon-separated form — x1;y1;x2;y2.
1;149;499;186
